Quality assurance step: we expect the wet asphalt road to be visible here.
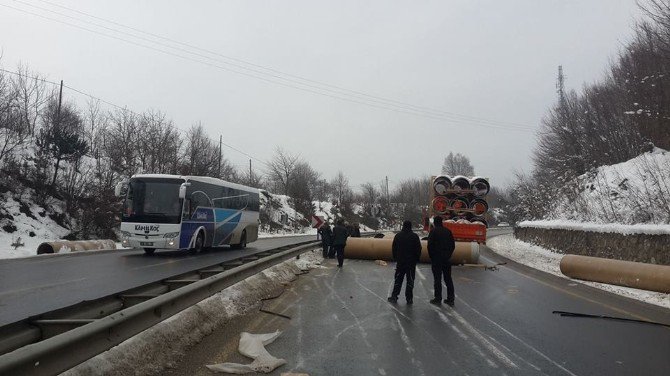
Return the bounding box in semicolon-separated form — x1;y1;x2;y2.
0;235;316;327
169;230;670;376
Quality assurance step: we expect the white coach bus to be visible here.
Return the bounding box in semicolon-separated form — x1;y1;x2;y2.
115;174;260;255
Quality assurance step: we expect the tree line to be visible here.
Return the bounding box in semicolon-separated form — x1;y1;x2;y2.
2;65;481;237
505;0;670;224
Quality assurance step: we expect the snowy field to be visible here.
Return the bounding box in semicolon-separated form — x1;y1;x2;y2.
487;234;669;309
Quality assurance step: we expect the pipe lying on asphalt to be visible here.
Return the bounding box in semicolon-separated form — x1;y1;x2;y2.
36;240;117;255
344;237;479;265
559;254;670;293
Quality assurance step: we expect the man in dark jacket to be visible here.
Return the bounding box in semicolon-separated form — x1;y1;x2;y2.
427;216;456;306
388;220;422;304
331;219;349;267
318;222;332;258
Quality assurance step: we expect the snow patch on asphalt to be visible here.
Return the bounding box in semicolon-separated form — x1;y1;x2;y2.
62;249;324;376
487;234;670;309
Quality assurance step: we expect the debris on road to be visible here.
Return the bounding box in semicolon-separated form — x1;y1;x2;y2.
206;331;287;374
375;260;388;266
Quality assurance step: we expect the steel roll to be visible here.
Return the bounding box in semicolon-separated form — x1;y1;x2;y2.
36;240;117;255
559;255;670;293
432;196;451;215
344;237;480;264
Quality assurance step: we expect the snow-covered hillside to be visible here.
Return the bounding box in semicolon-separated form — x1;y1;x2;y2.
548;148;670;224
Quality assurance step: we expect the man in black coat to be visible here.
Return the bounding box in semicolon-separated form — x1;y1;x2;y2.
331;219;349;267
388;220;422;304
318;222;333;258
427;216;456;306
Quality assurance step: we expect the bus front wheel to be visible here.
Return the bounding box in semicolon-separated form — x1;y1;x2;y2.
189;232;204;254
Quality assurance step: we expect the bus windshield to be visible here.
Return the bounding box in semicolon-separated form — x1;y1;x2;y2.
122;178;184;224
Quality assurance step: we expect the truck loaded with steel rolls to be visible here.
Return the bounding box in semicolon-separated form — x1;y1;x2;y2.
423;175;490;244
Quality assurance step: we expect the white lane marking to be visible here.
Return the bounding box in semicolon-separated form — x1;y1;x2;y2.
449;309;518;369
457;298;578;376
486;334;545;373
378;368;387;375
353;276;464;371
392;313;427;376
433;309;497;368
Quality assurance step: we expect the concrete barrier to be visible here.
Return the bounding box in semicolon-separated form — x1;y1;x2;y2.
514;226;670;265
344;237;479;264
36;240;117;255
560;255;670;293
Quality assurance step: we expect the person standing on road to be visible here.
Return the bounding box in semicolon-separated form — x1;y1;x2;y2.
388;220;422;304
331;219;349;267
427;216;456;306
318;222;333;259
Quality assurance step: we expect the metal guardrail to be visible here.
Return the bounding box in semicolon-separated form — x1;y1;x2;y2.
0;241;320;376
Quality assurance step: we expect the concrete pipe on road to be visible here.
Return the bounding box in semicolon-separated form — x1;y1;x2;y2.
36;240;117;255
560;254;670;293
344;237;479;265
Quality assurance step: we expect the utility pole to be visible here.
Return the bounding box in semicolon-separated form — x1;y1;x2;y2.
249;159;252;183
385;176;390;207
218;135;222;177
56;80;63;126
556;65;566;105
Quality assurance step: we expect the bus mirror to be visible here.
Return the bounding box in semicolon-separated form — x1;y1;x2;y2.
179;182;190;199
114;180;128;197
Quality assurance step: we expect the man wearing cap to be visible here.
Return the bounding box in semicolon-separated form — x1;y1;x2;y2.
427;216;456;306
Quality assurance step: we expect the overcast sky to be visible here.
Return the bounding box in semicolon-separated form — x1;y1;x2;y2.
0;0;643;190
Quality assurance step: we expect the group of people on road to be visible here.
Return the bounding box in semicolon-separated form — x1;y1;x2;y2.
318;220;360;267
318;216;455;305
388;215;456;306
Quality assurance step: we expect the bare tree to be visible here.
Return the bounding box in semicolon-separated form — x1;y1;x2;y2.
441;152;475;176
330;171;350;205
266;147;300;195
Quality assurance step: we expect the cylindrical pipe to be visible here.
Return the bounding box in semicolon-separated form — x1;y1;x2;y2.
431;196;451;215
451;176;470;193
560;255;670;293
469;198;489;216
433;175;453;195
344;237;479;264
451;198;469;216
470;177;490;197
37;240;117;255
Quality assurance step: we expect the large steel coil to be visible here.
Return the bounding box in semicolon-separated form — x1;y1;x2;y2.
344;237;479;264
560;255;670;293
37;240;117;255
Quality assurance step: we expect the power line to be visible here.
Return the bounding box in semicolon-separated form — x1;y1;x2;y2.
2;0;536;132
0;66;272;167
30;0;535;130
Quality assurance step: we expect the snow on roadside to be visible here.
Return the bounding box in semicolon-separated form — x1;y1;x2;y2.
487;234;670;309
63;248;325;376
518;220;670;235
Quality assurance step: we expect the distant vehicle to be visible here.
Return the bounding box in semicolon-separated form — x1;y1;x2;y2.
498;222;510;227
115;174;260;255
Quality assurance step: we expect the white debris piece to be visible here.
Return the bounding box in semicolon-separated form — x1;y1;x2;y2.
206;331;286;374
